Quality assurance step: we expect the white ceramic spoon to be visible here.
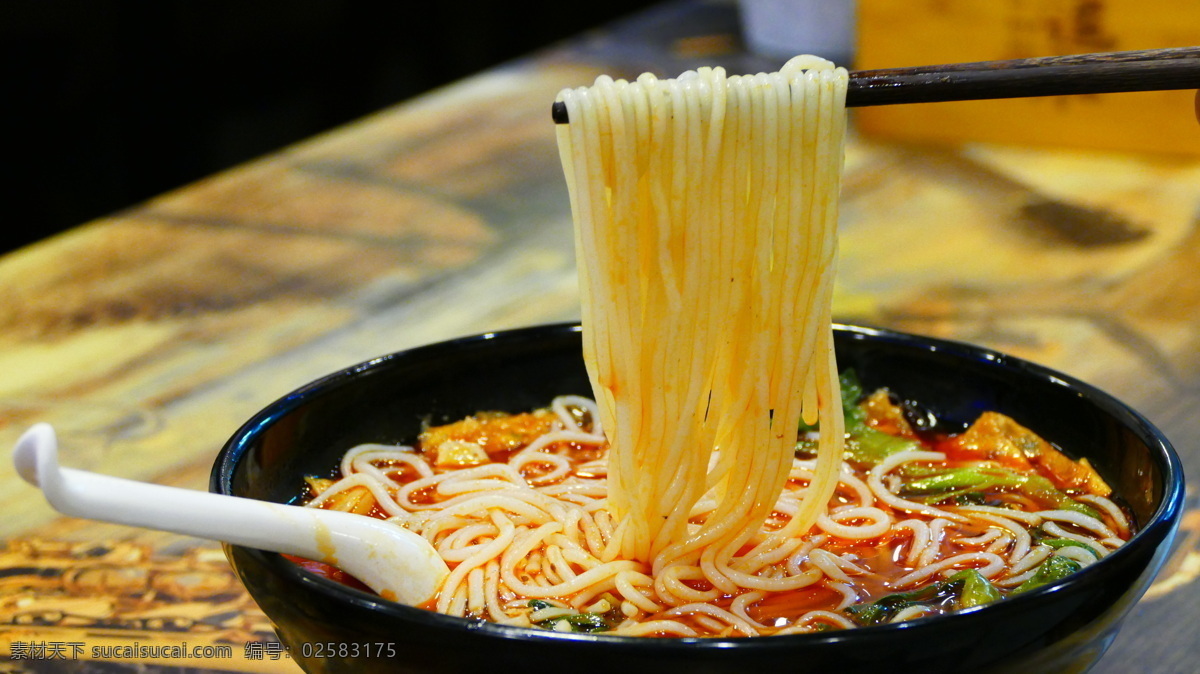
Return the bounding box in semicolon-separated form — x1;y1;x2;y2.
12;423;448;605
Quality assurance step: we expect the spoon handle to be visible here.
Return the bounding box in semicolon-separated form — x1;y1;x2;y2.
51;465;334;555
13;423;448;605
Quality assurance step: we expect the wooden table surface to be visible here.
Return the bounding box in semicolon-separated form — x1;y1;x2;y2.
2;2;1197;672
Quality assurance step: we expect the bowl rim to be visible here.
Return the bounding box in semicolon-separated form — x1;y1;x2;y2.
212;321;1185;650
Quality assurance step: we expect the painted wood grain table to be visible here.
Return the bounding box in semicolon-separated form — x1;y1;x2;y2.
2;2;1197;672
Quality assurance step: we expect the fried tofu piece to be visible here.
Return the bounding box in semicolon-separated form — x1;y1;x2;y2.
430;440;490;468
418;410;557;458
304;476;377;515
952;412;1111;496
862;389;916;437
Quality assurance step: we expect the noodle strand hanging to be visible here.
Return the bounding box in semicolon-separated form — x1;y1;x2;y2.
555;56;849;570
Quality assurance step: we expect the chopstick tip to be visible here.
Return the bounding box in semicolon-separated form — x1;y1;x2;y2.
552;101;569;124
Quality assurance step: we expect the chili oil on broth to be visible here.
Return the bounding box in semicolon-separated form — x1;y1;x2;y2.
296;391;1131;638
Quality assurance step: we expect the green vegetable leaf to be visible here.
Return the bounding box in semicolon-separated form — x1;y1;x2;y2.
846;569;1002;626
897;465;1099;518
839;370;868;430
1042;538;1099;557
796;369;921;465
845;429;923;466
902;467;1022;494
898;466;1024;505
529;599;617;633
798;371;867;432
947;569;1001;608
845;580;958;626
1017;474;1100;517
1011;555;1083;595
559;613;611;632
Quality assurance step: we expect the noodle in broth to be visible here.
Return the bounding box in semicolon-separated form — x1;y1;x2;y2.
303;388;1128;636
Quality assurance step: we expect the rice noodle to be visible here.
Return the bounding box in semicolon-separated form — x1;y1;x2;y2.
1041;522;1109;558
964;512;1033;564
1076;494;1130;536
892;552;1007;588
1038;509;1117;539
779;610;856;633
816;507;893;539
868;452;968;522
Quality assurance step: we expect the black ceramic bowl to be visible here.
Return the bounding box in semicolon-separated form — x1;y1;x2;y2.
212;323;1184;674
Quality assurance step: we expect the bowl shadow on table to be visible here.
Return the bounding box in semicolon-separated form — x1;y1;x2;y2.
212;322;1184;674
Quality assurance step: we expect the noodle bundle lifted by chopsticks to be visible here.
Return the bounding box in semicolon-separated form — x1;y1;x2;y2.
554;56;849;575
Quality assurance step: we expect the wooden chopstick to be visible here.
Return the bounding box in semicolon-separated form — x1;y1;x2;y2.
551;47;1200;123
850;46;1200;106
